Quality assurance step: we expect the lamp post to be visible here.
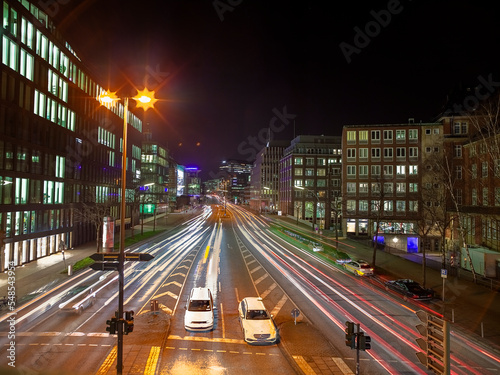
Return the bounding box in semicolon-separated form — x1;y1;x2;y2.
99;88;157;375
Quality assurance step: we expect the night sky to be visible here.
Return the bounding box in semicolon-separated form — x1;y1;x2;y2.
52;1;500;180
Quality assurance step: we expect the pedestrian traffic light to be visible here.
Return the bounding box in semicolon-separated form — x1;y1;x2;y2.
106;317;117;334
345;321;355;349
124;310;134;334
358;333;371;350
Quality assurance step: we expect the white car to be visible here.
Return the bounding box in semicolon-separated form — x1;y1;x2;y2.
184;287;214;331
238;297;278;344
343;260;374;276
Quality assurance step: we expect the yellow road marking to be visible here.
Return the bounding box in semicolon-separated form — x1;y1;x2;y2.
144;346;160;375
204;245;210;262
96;346;117;375
293;355;316;375
167;335;246;345
220;303;225;339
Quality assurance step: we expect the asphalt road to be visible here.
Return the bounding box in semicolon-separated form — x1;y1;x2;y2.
1;203;499;375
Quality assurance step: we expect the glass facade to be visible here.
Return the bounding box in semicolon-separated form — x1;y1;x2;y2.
0;0;143;270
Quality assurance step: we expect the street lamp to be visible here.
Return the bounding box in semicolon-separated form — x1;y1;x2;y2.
99;88;157;375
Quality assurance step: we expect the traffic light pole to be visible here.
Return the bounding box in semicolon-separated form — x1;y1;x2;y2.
117;96;128;375
356;323;360;375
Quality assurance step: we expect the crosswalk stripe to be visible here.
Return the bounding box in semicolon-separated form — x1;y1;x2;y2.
332;357;354;374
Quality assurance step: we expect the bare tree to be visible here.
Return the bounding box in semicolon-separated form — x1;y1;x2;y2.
74;200;113;253
370;179;386;268
439;149;478;282
465;95;500;252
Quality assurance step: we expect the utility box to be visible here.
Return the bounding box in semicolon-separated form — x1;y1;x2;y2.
461;246;500;277
103;216;115;252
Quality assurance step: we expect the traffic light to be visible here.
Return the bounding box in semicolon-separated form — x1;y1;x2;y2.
124;310;134;334
358;333;371;350
345;321;355;349
415;310;450;374
106;317;117;334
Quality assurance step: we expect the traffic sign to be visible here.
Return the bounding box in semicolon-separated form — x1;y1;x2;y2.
90;253;120;261
441;269;447;279
90;252;154;262
125;253;154;261
90;262;119;271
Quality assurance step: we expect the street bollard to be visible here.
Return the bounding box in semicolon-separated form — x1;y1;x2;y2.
151;299;159;313
68;264;73;276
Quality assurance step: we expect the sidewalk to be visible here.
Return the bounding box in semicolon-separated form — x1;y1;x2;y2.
0;211;195;303
269;214;500;348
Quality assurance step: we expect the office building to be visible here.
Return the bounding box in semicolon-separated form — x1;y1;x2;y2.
0;0;143;270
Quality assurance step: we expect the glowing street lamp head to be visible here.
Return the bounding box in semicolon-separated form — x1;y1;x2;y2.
99;91;119;105
133;88;157;111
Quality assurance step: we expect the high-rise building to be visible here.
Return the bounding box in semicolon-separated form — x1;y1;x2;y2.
279;135;342;230
250;141;289;212
185;167;201;196
141;126;169;216
0;0;143;270
219;159;253;204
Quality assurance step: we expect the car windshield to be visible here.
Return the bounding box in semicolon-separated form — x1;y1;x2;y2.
246;309;269;320
188;300;211;311
360;264;371;269
406;283;424;293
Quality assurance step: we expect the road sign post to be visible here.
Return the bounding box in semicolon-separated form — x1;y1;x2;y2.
441;269;447;302
291;308;300;325
90;251;153;375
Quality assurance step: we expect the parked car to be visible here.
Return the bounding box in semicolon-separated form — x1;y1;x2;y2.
385;279;434;301
343;260;374;276
238;297;277;345
184;287;214;331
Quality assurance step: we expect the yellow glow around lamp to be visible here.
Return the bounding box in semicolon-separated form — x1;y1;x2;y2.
99;91;119;105
133;88;157;111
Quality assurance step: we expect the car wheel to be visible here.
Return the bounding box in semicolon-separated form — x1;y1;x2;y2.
78;306;84;315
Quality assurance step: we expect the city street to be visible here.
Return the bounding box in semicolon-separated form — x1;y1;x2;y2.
1;204;500;374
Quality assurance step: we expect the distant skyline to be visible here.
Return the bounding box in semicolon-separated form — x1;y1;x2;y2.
52;1;500;179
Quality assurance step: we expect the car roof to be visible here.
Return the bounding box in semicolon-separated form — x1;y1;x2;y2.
190;287;211;300
243;297;266;310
